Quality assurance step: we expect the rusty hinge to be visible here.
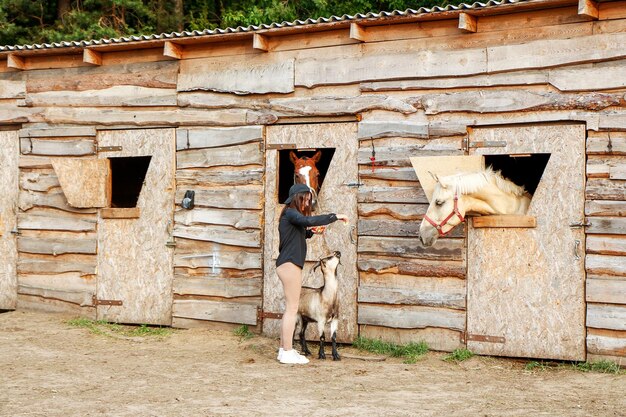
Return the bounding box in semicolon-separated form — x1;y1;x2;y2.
462;139;507;152
266;143;296;150
461;333;505;344
98;145;122;152
257;308;282;321
92;295;123;306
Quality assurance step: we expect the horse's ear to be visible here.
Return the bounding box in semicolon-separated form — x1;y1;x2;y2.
313;260;321;272
289;151;298;164
311;150;322;163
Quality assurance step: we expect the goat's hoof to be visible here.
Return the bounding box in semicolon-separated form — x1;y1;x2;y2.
333;354;341;361
318;353;326;360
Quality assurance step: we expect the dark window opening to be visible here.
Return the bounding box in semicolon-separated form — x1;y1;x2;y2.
278;148;336;204
109;156;152;208
484;154;551;196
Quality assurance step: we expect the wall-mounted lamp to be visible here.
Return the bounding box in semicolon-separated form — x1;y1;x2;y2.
182;190;195;210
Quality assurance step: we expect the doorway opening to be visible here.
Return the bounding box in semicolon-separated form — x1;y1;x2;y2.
484;154;551;198
277;148;336;204
108;156;152;208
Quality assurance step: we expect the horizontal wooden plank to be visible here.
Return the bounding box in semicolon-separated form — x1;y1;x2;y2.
100;208;140;219
358;218;465;238
586;179;626;201
176;167;263;187
586;279;626;305
296;48;487;87
18;273;95;306
587;303;626;331
176;142;263;169
587;235;626;256
359;325;463;352
19;156;53;169
586;217;626;235
26;60;179;93
172;299;258;325
19;190;97;214
176;126;263;150
178;56;294;94
358;202;427;220
171;316;260;333
586;133;626;155
17;233;97;255
585;200;626;216
357;121;428;139
174;240;262;270
358;166;418;182
549;59;626;91
17;294;96;317
358;255;465;278
358;186;428;204
358;275;465;309
0;79;26;99
358;303;465;331
173;225;260;248
175;208;260;230
586;328;626;357
18;210;96;232
488;32;626;72
361;70;548;92
175;187;262;210
173;276;261;298
471;215;536;228
409;90;624;115
21;86;176;107
19;170;60;192
358;236;464;261
17;253;96;276
586;254;626;277
21;138;94;156
358;146;462;167
19;127;96;138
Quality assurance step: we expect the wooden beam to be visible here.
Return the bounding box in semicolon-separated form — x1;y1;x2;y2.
100;208;140;219
350;23;367;42
578;0;599;19
458;12;478;33
7;54;26;70
163;41;184;59
252;33;269;52
82;49;102;66
472;215;536;228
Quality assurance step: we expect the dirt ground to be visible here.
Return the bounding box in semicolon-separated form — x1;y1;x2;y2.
0;310;624;417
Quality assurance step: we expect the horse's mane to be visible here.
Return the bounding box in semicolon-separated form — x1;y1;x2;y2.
440;167;528;196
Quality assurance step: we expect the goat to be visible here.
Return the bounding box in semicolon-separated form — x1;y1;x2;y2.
296;251;341;360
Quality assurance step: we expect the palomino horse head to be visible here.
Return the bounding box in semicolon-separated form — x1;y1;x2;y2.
290;150;322;208
419;175;466;247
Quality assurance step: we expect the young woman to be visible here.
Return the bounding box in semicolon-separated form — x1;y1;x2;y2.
276;183;348;364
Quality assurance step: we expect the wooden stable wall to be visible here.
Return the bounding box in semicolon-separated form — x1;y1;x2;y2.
0;0;625;362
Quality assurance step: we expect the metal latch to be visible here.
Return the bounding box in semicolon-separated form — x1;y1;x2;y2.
343;182;364;188
462;139;507;152
10;228;21;235
98;145;122;152
462;333;506;344
569;220;592;228
92;296;123;306
257;308;282;321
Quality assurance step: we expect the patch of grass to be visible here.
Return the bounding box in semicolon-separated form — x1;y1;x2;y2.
525;360;552;371
353;336;428;363
443;348;474;363
573;360;623;374
233;324;254;341
67;318;172;338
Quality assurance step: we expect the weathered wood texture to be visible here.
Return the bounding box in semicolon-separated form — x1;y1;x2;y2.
51;159;110;208
468;124;586;361
96;129;175;325
0;131;19;309
173;126;264;328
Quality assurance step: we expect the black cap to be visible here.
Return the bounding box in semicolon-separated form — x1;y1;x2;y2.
284;183;312;204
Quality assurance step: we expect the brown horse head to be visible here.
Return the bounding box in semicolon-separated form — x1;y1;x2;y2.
290;150;322;208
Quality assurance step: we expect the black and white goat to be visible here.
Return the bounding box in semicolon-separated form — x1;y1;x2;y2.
297;251;341;360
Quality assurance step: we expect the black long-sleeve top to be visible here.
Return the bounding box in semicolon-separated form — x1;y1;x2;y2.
276;208;338;268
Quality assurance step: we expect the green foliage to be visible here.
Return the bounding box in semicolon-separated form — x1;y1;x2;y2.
525;360;551;371
353;336;428;363
0;0;468;46
67;318;172;338
233;324;255;341
443;348;474;363
573;360;623;374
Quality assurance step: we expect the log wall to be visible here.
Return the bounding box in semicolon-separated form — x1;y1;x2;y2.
0;0;625;362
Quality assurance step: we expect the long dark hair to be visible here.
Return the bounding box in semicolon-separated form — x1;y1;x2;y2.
281;192;312;217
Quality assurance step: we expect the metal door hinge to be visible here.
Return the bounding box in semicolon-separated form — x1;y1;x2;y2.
462;138;507;152
343;182;364;188
93;296;123;306
569;220;591;228
10;228;21;235
257;308;282;322
97;145;122;152
461;333;505;344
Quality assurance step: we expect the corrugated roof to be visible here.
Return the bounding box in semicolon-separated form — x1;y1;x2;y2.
0;0;532;52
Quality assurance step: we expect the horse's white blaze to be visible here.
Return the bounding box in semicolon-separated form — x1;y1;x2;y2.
298;166;313;188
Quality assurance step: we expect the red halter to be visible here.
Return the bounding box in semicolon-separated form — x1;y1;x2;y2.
423;193;465;237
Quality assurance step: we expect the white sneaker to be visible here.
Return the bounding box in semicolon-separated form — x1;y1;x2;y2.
279;349;309;364
277;348;284;360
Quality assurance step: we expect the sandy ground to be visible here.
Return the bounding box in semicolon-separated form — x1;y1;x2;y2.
0;310;624;417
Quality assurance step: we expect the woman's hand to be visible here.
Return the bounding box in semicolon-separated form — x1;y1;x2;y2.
336;214;349;223
310;226;326;234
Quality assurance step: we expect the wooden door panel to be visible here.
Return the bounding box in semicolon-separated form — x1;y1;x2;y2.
96;129;175;325
467;124;586;360
0;131;19;309
263;123;359;342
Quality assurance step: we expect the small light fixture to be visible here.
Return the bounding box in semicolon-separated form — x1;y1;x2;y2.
181;190;195;210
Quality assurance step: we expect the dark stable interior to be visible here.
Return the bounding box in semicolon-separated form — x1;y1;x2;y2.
109;156;152;208
484;153;551;196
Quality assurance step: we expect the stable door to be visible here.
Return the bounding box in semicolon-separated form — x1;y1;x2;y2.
0;130;19;310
